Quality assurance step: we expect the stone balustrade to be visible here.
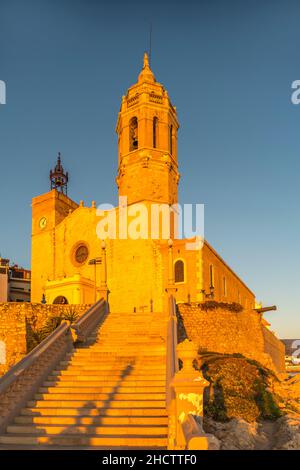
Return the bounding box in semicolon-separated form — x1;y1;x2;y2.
0;321;73;434
0;299;107;434
166;296;210;450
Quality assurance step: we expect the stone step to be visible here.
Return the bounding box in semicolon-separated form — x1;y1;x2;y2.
7;424;167;436
71;353;166;357
49;372;165;381
96;330;159;333
94;336;163;339
94;333;163;338
66;353;165;358
44;377;165;384
57;366;166;380
34;392;166;401
86;343;165;348
15;416;168;426
59;362;166;370
95;336;165;340
61;357;166;362
21;407;167;417
96;333;165;336
0;435;167;447
27;399;166;408
59;360;166;366
94;331;165;334
44;380;165;387
65;352;166;358
71;347;166;352
97;324;156;327
39;386;166;394
97;326;158;329
51;371;165;379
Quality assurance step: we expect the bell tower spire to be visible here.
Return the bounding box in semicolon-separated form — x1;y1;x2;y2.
138;52;155;83
50;152;69;195
116;53;180;206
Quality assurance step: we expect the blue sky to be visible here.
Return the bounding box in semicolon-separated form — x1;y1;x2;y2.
0;0;299;337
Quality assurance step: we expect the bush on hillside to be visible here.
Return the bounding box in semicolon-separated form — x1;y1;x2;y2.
196;352;282;423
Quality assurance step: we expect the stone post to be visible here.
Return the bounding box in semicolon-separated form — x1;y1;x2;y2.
170;339;209;449
99;240;108;303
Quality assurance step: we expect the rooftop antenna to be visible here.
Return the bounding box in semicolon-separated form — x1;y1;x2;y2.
149;22;152;65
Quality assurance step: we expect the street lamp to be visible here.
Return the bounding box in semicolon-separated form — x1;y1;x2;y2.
88;257;102;302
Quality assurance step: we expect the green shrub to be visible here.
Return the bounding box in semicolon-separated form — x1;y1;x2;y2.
198;353;282;423
27;308;80;351
200;301;243;313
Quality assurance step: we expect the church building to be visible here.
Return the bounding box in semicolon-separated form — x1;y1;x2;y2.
31;54;256;313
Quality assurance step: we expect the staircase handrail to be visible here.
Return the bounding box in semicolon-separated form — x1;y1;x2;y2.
166;295;179;409
71;298;107;342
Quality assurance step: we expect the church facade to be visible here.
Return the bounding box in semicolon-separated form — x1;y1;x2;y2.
31;54;256;313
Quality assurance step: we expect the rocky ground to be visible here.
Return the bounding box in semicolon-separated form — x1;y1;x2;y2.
197;352;300;450
204;414;300;450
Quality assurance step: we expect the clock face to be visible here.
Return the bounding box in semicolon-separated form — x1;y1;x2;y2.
39;217;47;230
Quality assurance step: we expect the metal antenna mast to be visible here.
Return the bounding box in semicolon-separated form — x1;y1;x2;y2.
149;22;152;65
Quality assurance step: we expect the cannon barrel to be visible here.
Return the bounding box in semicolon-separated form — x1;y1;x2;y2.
255;305;277;314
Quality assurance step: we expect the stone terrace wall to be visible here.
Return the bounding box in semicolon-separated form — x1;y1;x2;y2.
262;325;286;373
0;303;90;376
177;303;284;373
0;305;27;377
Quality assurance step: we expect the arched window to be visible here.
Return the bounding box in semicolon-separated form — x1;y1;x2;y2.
53;296;68;305
153;117;158;148
169;124;173;155
129;117;138;151
174;259;185;283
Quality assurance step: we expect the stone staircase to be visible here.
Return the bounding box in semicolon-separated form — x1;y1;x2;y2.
0;311;169;449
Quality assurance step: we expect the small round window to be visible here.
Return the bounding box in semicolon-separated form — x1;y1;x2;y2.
74;244;89;265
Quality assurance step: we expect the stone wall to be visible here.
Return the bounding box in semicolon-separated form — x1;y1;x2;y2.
262;325;286;373
0;303;90;376
177;302;285;373
0;304;27;376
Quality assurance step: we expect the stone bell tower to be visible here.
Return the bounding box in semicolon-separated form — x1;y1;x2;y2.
116;53;180;207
